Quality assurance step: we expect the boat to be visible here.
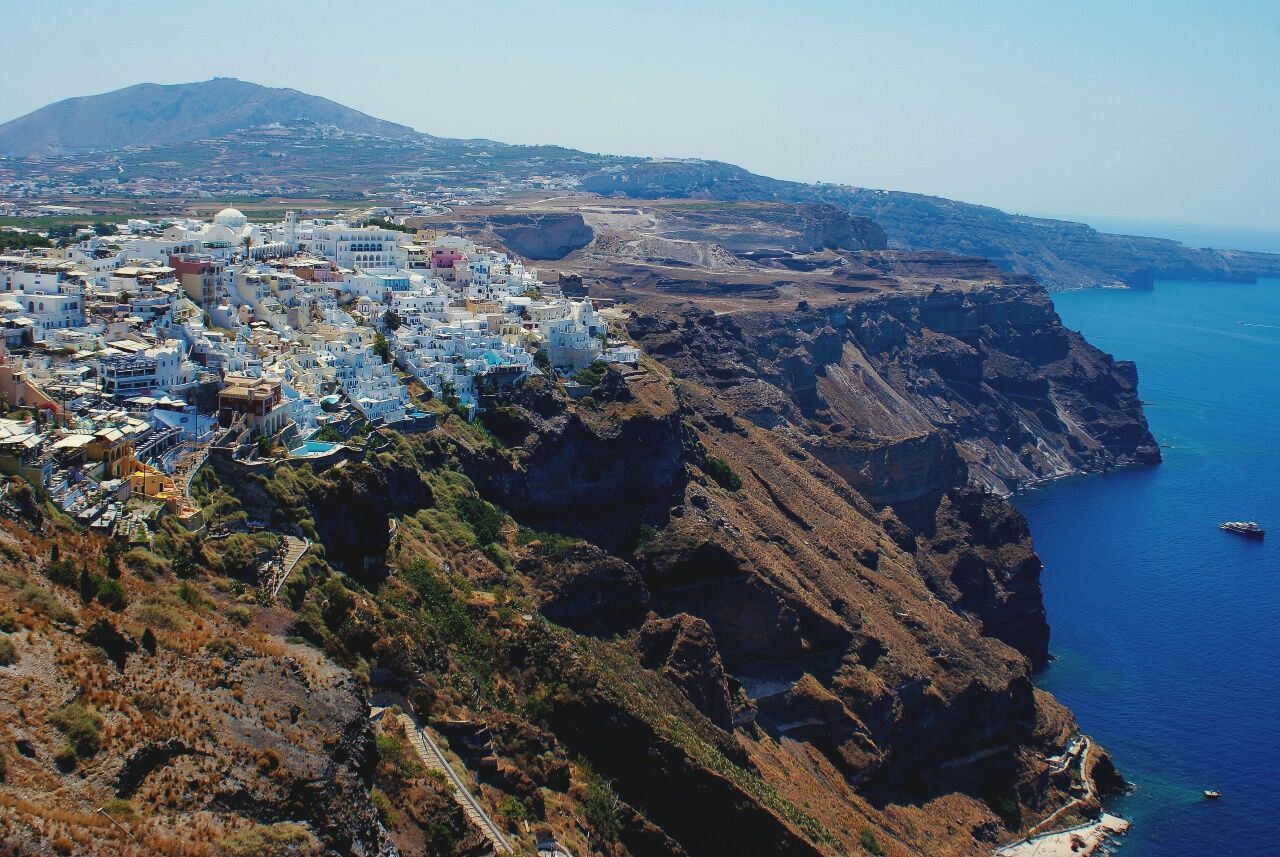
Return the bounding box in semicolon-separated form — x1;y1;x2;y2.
1220;521;1265;539
1204;790;1221;800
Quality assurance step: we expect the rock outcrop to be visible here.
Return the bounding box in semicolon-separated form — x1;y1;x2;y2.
636;613;735;731
487;213;594;260
627;275;1158;496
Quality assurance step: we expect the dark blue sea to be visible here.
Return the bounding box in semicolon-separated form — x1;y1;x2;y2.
1015;279;1280;855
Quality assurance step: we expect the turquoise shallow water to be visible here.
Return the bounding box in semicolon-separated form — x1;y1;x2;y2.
1014;279;1280;855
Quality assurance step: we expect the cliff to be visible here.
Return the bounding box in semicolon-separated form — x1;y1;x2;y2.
0;201;1156;854
624;276;1157;497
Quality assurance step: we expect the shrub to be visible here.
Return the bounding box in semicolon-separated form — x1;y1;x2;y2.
499;795;528;825
376;733;422;782
579;769;623;843
483;543;512;572
123;548;169;578
572;360;608;388
216;823;321;857
370;788;397;826
53;744;78;771
177;582;212;610
860;829;885;856
516;526;581;560
17;586;77;624
79;567;99;603
0;635;15;666
205;638;237;660
95;578;128;611
704;457;743;491
45;558;77;588
103;797;136;819
314;424;343;442
454;495;503;546
635;523;658;548
133;601;189;631
225;604;252;627
49;703;103;759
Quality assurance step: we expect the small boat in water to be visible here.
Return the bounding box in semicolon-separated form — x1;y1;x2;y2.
1204;790;1221;800
1220;521;1265;539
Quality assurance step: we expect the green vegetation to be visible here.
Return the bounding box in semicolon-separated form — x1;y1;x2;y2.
0;635;16;666
375;732;423;783
314;424;344;443
454;495;504;546
498;794;529;825
373;332;392;363
122;547;169;578
516;526;581;560
0;231;52;251
49;702;103;761
216;822;321;857
370;788;398;825
577;761;623;843
0;214;130;231
102;798;136;820
44;555;78;588
83;618;135;668
860;828;885;855
704;457;743;491
571;360;608;388
225;604;253;627
95;578;128;611
133;600;190;631
399;561;479;651
177;581;213;610
17;586;77;624
366;217;415;233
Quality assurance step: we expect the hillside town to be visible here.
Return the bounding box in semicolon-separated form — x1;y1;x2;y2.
0;207;637;536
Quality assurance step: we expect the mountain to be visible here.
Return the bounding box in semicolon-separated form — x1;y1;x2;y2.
3;78;1279;290
0;77;423;156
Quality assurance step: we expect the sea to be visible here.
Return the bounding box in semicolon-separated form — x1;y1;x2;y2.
1014;278;1280;855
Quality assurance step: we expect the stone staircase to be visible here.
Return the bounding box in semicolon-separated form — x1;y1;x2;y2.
370;699;513;855
261;535;310;598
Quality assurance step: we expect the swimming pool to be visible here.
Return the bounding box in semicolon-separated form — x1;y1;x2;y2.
290;440;338;457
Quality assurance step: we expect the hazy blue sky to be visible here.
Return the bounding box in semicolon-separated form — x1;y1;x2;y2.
5;1;1279;236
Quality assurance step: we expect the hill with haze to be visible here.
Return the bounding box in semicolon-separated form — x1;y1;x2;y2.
2;78;1278;290
0;77;423;156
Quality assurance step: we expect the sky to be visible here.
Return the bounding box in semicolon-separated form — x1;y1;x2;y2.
4;0;1279;240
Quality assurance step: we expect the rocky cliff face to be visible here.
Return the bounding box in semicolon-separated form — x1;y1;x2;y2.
627;275;1158;497
393;341;1115;853
486;213;595;260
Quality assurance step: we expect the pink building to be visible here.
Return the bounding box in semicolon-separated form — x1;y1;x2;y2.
431;247;465;269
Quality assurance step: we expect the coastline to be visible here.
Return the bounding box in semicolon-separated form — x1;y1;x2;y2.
1013;279;1280;855
995;814;1131;857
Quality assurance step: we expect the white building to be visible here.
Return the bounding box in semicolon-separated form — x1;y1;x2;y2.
308;224;405;270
